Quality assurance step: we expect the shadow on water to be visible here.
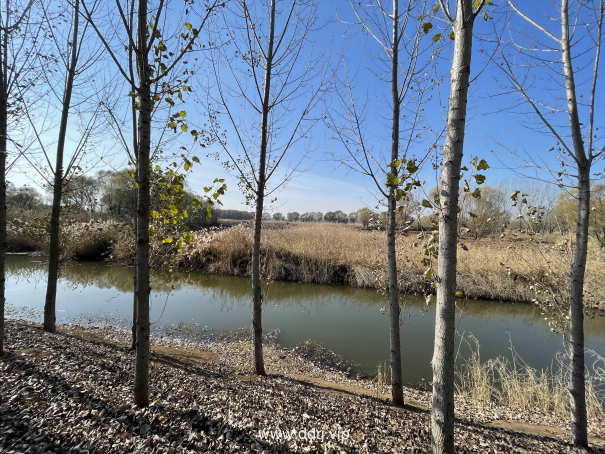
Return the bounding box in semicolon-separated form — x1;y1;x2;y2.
6;254;605;384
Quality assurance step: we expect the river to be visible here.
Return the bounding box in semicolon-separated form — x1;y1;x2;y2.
6;254;605;385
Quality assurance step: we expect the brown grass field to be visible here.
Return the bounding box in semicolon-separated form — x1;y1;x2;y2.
176;221;605;308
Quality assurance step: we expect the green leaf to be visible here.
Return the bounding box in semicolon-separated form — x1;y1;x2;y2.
477;159;489;171
152;211;160;219
185;22;192;30
449;31;455;40
192;156;200;163
472;188;482;198
422;199;432;208
474;174;486;185
424;268;434;280
432;33;441;42
422;23;433;34
162;238;174;243
386;174;399;186
407;160;418;174
396;189;405;201
165;97;175;106
181;124;188;133
433;4;440;13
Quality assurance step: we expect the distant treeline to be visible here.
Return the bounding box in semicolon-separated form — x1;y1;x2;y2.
8;177;605;244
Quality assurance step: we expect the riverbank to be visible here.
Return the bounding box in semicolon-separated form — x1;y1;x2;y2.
174;223;605;309
1;320;604;453
9;217;605;308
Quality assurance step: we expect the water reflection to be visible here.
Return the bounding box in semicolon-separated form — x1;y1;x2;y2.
6;254;605;384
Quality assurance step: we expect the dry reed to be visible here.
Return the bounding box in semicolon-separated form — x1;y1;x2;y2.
455;333;605;420
175;222;605;308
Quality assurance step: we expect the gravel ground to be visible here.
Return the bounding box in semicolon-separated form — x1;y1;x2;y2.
1;320;604;453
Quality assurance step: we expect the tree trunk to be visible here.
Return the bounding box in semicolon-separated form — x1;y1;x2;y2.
568;169;589;448
387;0;404;407
251;191;266;375
561;0;589;446
134;0;151;407
0;50;6;356
44;0;80;334
132;182;137;350
251;0;276;377
431;1;475;452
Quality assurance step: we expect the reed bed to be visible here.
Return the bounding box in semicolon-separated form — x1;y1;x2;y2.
175;222;605;308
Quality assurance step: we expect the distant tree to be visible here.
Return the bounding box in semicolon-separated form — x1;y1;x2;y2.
463;186;510;238
370;211;388;230
6;184;44;210
262;212;272;221
334;210;348;223
313;212;324;222
395;193;416;228
556;184;605;249
99;170;136;220
348;212;358;223
324;211;335;222
63;175;102;217
216;209;253;220
287;212;300;222
272;212;284;221
357;207;373;228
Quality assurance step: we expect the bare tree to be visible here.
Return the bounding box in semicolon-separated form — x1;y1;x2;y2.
326;0;438;405
430;0;489;452
0;0;38;356
490;0;605;446
16;0;111;334
81;0;221;406
206;0;330;375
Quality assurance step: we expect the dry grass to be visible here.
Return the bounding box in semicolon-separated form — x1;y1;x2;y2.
455;334;605;420
175;222;605;308
7;208;50;252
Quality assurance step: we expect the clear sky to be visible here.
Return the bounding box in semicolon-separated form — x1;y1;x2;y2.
9;0;604;215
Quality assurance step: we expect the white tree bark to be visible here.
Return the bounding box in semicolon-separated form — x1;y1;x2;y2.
561;0;589;446
431;1;479;452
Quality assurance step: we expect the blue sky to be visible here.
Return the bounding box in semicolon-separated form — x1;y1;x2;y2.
185;0;604;214
10;0;604;215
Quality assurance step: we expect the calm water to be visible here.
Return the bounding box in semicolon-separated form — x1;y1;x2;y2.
6;254;605;385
